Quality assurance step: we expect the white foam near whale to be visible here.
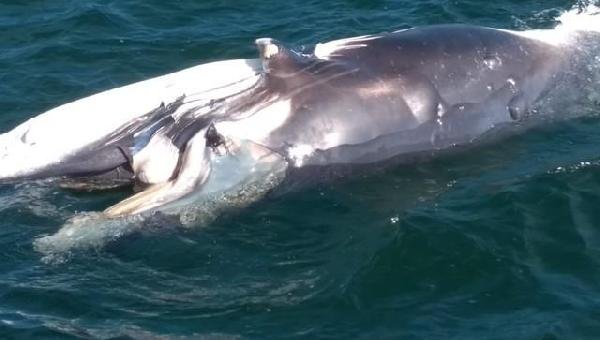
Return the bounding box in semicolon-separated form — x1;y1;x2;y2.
507;4;600;46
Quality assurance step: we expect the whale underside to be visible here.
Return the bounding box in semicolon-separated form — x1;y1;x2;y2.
1;22;598;223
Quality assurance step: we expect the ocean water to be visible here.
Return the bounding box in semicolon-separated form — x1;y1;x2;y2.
1;0;600;339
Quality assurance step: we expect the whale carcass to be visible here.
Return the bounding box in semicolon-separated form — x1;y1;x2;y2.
1;17;599;256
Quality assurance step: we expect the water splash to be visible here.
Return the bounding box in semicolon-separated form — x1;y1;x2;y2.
511;3;600;46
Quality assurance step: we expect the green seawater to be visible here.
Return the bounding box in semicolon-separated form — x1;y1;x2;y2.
1;0;600;338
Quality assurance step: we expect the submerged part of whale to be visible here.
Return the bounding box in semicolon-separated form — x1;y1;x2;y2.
2;8;600;242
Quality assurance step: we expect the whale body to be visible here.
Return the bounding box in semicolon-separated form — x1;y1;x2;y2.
1;14;600;258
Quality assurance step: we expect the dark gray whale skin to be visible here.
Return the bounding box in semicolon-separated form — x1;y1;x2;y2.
11;24;567;188
258;24;565;166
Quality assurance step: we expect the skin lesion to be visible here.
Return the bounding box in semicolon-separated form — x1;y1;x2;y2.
204;123;230;156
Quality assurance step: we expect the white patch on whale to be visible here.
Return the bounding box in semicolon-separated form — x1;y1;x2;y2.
107;129;212;216
132;133;180;185
0;58;261;178
314;34;382;60
214;99;292;142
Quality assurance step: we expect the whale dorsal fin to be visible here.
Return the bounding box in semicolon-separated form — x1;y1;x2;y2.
255;38;314;78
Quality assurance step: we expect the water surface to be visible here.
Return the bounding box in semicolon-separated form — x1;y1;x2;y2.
1;0;600;338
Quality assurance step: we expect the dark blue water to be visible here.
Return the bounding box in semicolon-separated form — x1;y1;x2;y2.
1;1;600;339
